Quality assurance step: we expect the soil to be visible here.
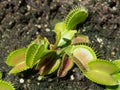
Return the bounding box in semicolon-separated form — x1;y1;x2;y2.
0;0;120;90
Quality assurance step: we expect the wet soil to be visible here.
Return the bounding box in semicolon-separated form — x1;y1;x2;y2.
0;0;120;90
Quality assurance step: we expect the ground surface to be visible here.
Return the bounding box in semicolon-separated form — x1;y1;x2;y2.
0;0;120;90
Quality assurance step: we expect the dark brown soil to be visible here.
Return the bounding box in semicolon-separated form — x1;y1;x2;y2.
0;0;120;90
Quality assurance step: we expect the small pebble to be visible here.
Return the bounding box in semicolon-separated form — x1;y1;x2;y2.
112;7;117;11
46;28;50;32
20;78;24;83
44;24;48;28
111;51;115;56
27;5;31;11
70;75;75;80
37;76;43;81
97;37;103;43
35;24;41;28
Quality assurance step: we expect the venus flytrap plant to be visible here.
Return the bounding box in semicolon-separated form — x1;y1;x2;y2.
6;6;120;90
6;6;89;75
0;71;15;90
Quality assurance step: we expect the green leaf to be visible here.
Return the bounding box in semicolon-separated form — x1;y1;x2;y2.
52;22;64;49
6;48;26;66
26;43;46;68
72;45;97;71
9;61;29;74
54;22;66;33
65;7;88;30
57;54;74;77
0;80;15;90
85;70;117;86
54;22;77;47
88;60;120;74
57;30;77;47
26;43;39;67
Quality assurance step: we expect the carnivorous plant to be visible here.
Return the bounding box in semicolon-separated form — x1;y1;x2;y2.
6;6;120;90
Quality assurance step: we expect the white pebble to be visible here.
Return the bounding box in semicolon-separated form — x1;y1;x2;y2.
37;76;43;81
27;5;31;11
70;75;75;80
20;78;24;83
46;28;50;32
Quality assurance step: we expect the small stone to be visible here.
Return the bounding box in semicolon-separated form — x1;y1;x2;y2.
70;75;75;80
97;37;103;43
46;28;50;32
27;5;31;11
112;7;117;11
37;76;43;81
35;24;41;29
27;79;31;83
44;24;48;28
37;82;40;85
111;51;115;56
19;78;24;83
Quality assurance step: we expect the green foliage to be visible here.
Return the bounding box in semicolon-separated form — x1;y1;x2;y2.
5;6;120;90
0;71;15;90
0;80;15;90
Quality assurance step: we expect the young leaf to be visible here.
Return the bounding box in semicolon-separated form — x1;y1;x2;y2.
72;45;97;71
65;7;88;30
57;54;74;77
0;80;15;90
6;48;26;66
88;60;120;74
52;22;64;49
37;51;60;75
57;30;77;47
54;22;66;34
85;70;118;86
